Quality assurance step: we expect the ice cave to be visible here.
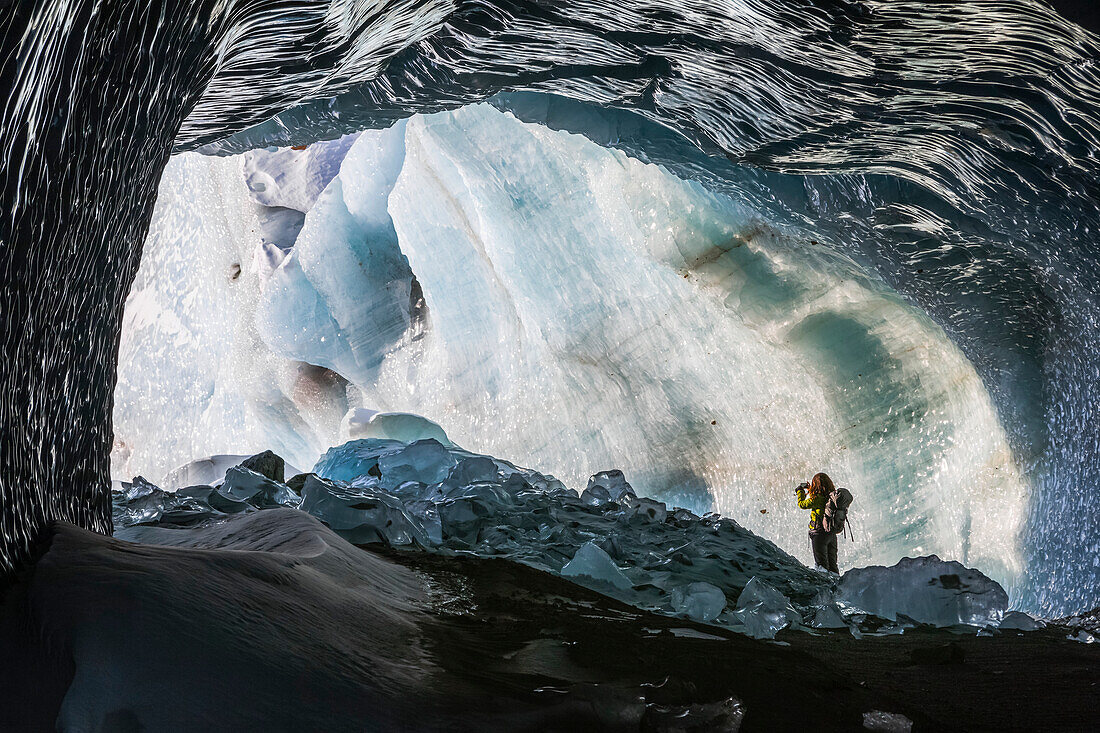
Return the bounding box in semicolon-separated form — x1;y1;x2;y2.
1;0;1099;731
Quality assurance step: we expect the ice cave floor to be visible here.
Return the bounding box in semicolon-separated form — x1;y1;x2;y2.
1;508;1098;732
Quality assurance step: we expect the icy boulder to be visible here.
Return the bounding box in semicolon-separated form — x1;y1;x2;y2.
625;497;667;524
999;611;1045;631
808;602;848;630
445;456;499;488
671;582;727;622
313;438;407;483
377;440;457;489
837;556;1008;627
113;478;171;526
586;470;636;503
218;466;300;510
733;577;802;639
580;484;612;507
562;541;633;591
299;475;428;547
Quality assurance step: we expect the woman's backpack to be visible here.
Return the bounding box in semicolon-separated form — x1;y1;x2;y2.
822;487;854;539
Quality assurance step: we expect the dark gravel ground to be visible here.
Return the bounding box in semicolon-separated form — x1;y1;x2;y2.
2;521;1097;732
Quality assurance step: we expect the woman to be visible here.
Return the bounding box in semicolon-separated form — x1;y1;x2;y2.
795;472;839;573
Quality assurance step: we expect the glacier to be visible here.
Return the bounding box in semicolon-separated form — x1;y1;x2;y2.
115;103;1029;601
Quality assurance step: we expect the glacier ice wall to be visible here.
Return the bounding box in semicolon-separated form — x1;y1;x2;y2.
116;104;1027;591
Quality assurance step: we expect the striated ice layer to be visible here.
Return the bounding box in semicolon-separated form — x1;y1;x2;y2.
116;104;1028;597
114;439;1022;639
112;152;356;480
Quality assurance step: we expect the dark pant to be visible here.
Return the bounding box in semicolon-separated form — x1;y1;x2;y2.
810;532;839;573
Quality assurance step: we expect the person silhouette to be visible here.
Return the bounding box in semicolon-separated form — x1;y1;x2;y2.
795;472;839;573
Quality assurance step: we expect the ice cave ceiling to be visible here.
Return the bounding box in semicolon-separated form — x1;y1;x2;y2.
2;0;1099;618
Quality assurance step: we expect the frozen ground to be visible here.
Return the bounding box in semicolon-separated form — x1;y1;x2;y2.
116;441;1027;639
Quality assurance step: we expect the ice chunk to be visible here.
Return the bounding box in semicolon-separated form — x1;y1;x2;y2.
446;456;498;487
562;541;633;591
670;582;727;622
313;438;405;483
625;497;667;524
998;610;1045;631
862;711;913;732
837;556;1008;627
580;484;612;508
587;470;636;503
404;499;443;545
113;478;171;526
378;439;457;489
670;508;700;525
299;475;426;546
733;577;802;639
809;602;848;630
1067;630;1096;644
218;466;299;509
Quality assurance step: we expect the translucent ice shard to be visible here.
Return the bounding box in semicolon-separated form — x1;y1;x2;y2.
733;577;802;639
670;582;727;622
561;541;634;591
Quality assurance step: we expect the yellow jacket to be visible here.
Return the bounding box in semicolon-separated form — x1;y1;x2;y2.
796;487;826;532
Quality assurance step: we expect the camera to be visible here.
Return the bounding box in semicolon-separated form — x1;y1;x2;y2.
795;482;809;493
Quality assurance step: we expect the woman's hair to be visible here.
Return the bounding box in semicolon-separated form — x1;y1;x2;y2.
809;472;835;496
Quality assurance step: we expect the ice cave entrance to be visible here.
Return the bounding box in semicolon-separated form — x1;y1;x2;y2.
113;103;1027;592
